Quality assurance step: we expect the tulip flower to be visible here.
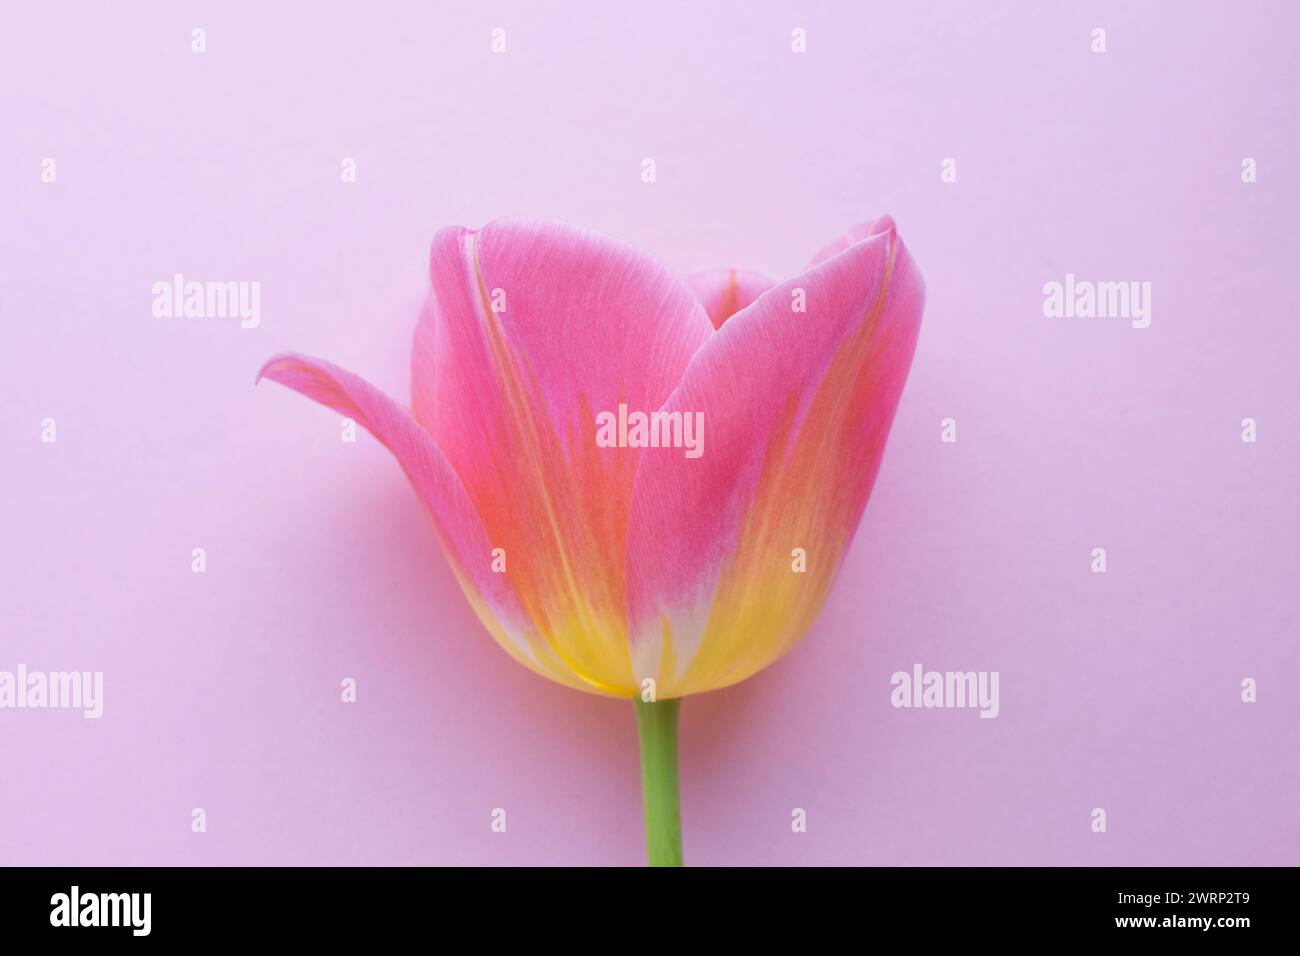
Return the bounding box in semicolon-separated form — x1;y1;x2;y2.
258;216;924;865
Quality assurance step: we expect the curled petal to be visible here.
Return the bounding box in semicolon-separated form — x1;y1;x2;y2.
807;220;885;267
685;268;775;329
257;353;595;692
626;217;924;697
411;220;714;694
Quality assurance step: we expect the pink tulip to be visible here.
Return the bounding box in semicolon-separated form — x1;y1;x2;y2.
259;217;924;865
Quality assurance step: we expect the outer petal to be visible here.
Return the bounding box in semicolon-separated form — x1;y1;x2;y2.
411;220;714;695
257;353;594;693
685;268;775;329
625;217;924;697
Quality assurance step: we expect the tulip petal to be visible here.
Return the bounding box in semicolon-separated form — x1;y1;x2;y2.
685;268;775;329
626;217;924;697
257;353;597;693
411;220;714;695
807;220;883;267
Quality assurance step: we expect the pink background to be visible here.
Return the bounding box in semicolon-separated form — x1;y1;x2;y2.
2;1;1297;866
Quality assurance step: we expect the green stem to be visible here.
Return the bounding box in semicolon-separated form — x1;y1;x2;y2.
634;697;683;867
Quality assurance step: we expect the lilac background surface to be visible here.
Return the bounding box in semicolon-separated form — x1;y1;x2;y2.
2;1;1297;866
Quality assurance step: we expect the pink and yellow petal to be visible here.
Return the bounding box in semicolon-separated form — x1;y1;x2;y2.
412;220;714;695
625;217;924;698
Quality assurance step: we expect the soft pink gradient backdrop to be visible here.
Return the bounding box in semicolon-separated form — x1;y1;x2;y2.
2;1;1297;866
